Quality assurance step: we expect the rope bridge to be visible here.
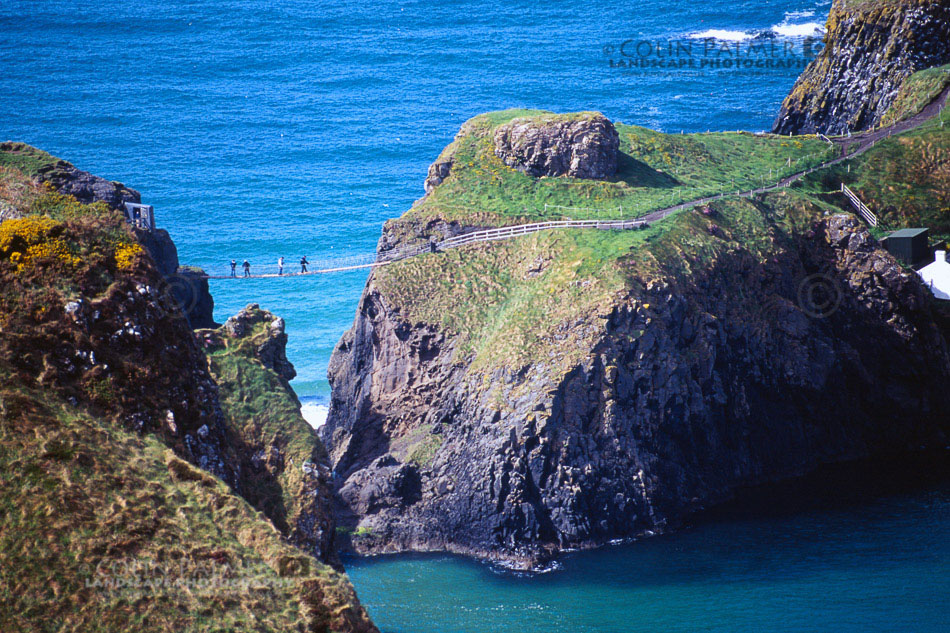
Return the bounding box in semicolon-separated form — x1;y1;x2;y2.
204;218;649;279
202;84;949;281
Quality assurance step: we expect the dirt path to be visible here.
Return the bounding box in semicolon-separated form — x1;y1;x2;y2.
637;84;950;224
206;86;950;279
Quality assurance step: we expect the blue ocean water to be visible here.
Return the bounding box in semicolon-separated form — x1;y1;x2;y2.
1;0;830;401
345;478;950;632
9;4;948;631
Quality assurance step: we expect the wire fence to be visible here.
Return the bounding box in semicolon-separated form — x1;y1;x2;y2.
204;103;948;280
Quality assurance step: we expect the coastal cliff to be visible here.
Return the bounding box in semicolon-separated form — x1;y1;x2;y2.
0;142;217;328
199;304;342;565
773;0;950;135
322;106;950;566
0;148;376;631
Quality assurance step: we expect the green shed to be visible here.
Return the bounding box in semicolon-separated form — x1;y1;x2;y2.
882;228;930;267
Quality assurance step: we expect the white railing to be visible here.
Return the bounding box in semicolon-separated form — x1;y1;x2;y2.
436;218;647;251
840;183;878;227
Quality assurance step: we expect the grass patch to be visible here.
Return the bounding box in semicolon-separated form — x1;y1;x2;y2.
799;101;950;239
389;110;834;247
377;108;851;374
881;64;950;127
0;142;64;178
0;385;372;632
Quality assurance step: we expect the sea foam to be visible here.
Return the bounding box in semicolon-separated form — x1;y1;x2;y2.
772;21;825;38
688;29;754;42
301;402;329;429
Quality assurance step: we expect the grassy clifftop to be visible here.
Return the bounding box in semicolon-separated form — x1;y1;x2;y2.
0;149;375;631
375;103;948;375
387;110;833;244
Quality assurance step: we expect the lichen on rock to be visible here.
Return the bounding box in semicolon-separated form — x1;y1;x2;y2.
773;0;950;134
492;112;620;179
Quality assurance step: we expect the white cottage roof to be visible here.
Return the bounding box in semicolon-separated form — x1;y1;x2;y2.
918;251;950;300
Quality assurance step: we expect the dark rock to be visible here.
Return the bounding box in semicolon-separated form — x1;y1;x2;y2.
25;151;142;210
174;267;217;329
134;227;217;329
773;0;950;134
321;209;950;568
493;113;620;179
424;158;453;194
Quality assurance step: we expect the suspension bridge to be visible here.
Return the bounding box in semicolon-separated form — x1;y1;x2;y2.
200;85;949;281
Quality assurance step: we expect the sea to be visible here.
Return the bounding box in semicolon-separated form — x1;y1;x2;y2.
3;1;948;631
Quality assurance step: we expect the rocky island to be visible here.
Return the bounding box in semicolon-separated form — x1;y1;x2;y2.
321;0;950;568
1;0;948;629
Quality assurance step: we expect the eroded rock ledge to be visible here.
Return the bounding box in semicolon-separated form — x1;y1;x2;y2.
493;113;620;179
773;0;950;134
321;207;950;568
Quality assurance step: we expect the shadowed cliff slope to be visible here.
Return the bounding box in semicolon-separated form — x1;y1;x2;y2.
773;0;950;135
0;155;376;631
322;108;950;568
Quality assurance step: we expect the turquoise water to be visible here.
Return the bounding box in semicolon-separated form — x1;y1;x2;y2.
7;4;948;630
346;478;950;632
1;0;830;400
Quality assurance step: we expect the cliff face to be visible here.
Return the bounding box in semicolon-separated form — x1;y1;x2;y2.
322;106;950;567
323;205;950;566
200;305;342;565
773;0;950;135
136;229;218;329
0;152;376;631
0;142;217;328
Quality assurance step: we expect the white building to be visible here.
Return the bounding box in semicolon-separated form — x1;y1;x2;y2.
918;250;950;300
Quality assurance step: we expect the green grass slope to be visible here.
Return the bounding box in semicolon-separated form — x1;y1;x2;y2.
881;64;950;127
376;106;948;375
385;110;835;244
0;148;376;632
0;388;371;633
803;100;950;239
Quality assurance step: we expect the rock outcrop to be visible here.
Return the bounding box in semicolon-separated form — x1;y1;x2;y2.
136;230;218;329
0;142;217;329
200;305;341;565
220;303;297;383
773;0;950;134
424;158;454;194
493;113;620;179
322;200;950;567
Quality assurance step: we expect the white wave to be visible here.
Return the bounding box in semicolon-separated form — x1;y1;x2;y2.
688;28;754;42
784;9;815;20
301;402;329;429
772;21;825;38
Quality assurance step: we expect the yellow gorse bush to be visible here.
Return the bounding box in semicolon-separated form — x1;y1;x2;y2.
114;241;142;270
0;216;80;272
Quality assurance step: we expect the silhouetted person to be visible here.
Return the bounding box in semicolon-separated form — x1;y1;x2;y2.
278;256;284;276
230;260;237;277
243;259;251;277
300;255;308;273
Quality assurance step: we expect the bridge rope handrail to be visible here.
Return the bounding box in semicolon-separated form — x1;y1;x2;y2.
201;85;949;280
